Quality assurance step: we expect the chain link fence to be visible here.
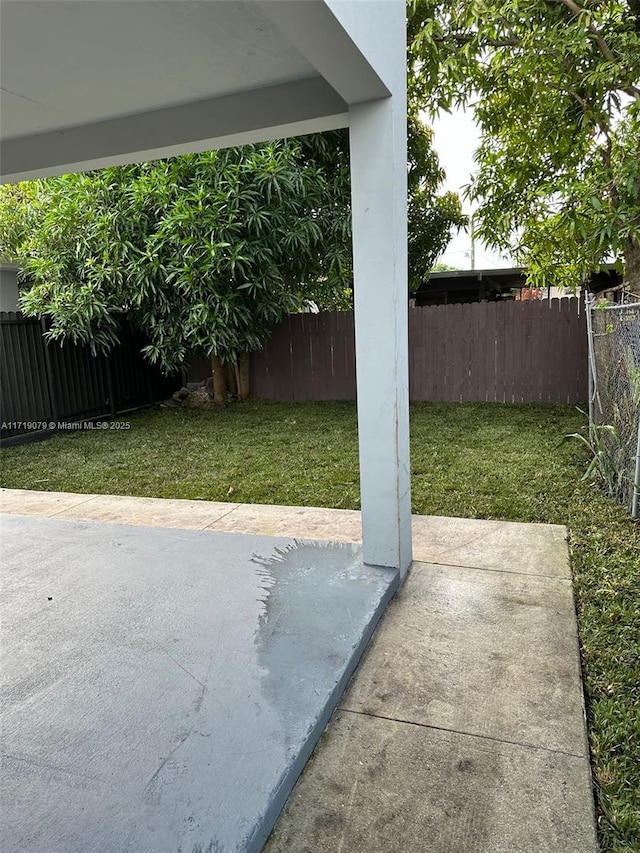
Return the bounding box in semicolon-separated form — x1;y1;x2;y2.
586;296;640;518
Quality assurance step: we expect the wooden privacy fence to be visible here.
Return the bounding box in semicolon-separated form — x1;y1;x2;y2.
251;311;356;402
0;313;179;444
250;297;588;404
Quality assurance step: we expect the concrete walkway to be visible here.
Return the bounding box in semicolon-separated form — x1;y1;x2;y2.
0;489;598;852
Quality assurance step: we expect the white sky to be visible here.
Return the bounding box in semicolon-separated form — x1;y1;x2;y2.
427;108;513;270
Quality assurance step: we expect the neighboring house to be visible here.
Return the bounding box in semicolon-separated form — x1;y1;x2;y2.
0;264;20;313
411;264;624;306
411;267;527;306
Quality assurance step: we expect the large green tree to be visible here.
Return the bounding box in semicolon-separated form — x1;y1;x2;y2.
3;134;353;403
408;0;640;294
1;125;463;403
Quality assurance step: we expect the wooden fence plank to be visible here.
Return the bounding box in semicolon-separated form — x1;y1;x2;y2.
575;296;589;404
270;315;295;402
338;312;356;400
408;309;419;399
462;303;474;402
504;300;519;403
514;300;527;402
487;302;499;402
528;300;543;402
564;299;578;405
430;305;446;400
249;299;588;405
567;297;586;405
556;299;569;402
447;302;463;402
469;302;485;402
495;300;508;403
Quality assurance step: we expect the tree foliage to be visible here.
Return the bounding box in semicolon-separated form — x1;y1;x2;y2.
4;134;352;375
1;124;463;397
408;0;640;293
408;115;467;288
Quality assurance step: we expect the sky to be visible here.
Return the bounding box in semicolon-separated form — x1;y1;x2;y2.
427;108;512;270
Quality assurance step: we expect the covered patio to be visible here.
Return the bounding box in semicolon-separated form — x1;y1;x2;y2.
1;489;598;851
1;0;412;578
1;2;597;851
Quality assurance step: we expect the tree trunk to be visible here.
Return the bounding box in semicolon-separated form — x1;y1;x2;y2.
210;353;227;407
225;361;238;399
624;237;640;297
237;352;251;399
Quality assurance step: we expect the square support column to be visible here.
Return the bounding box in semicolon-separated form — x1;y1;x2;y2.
349;90;412;575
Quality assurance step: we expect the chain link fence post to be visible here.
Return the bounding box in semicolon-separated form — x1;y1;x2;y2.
586;295;640;517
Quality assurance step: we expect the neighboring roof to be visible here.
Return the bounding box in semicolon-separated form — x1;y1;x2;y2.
427;267;525;281
589;265;624;293
412;264;623;297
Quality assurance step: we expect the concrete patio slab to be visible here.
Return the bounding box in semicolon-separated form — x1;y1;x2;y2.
0;488;239;529
0;490;363;540
0;487;98;516
339;561;588;755
0;513;398;853
207;501;363;542
264;710;598;853
264;554;597;852
411;514;570;577
0;490;596;851
59;493;239;529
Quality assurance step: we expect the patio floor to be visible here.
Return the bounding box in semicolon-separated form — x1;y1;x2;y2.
0;489;598;852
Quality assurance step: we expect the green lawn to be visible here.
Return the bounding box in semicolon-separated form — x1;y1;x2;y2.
1;400;638;850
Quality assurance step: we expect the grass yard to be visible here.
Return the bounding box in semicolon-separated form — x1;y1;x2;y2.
1;399;638;850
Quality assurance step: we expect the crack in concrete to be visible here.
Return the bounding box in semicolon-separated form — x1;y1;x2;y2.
338;707;586;760
157;647;206;690
413;559;570;580
48;495;99;517
143;730;194;804
200;504;242;529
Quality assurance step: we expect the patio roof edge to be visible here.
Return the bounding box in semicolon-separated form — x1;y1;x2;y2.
0;77;348;183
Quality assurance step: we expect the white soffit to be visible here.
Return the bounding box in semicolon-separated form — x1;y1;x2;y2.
0;0;389;182
0;0;318;138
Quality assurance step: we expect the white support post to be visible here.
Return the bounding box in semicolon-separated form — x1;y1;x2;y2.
349;87;412;574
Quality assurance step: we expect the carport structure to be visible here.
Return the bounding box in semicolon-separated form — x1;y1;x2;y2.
1;2;411;850
1;0;412;574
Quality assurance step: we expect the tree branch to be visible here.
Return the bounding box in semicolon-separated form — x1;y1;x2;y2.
433;33;521;48
553;0;640;100
567;90;612;140
553;0;616;61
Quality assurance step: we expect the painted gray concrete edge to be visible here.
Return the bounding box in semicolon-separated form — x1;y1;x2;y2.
0;514;398;853
251;564;399;852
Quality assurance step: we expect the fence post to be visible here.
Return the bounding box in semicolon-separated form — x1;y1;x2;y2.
105;354;117;419
40;317;59;425
632;419;640;520
585;293;602;419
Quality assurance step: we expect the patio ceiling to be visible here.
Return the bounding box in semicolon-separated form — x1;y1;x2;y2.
0;0;413;573
0;0;390;182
